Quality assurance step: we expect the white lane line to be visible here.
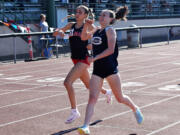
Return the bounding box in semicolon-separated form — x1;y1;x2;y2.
159;85;180;91
0;90;63;93
0;54;144;77
0;55;171;79
0;54;178;87
118;56;170;66
0;77;84;96
0;88;85;110
146;120;180;135
0;97;104;128
102;95;180;121
120;60;180;73
1;66;180;109
0;60;71;72
0;58;179;92
0;85;50;96
1;58;180;95
4;76;32;80
132;91;180;97
0;94;178;128
95;124;151;133
0;83;177;111
157;53;180;56
37;77;65;83
0;66;68;82
0;93;64;109
0;72;67;87
172;62;180;65
132;77;180;93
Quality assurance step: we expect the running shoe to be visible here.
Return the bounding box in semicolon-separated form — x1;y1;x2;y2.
134;108;144;124
65;110;80;124
106;90;112;104
78;125;90;135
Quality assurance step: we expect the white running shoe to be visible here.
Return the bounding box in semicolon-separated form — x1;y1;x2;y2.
106;90;112;104
65;109;80;124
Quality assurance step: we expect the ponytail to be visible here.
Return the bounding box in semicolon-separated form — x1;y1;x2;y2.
108;6;129;25
88;8;95;20
115;6;128;21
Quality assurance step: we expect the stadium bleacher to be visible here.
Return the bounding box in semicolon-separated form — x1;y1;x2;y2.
1;0;180;24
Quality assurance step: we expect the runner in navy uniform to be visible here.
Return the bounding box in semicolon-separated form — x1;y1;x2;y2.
92;27;119;78
78;6;144;135
53;5;112;124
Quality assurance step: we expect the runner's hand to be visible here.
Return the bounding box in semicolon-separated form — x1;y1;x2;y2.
53;29;65;37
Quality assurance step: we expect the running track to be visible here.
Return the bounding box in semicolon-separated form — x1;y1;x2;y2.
0;41;180;135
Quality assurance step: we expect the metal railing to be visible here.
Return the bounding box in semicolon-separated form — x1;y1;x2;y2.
0;24;180;64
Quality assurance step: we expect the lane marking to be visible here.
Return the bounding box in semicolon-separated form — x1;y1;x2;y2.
0;57;179;88
0;88;178;111
0;55;179;87
95;124;151;132
0;55;172;79
4;76;32;81
122;82;146;87
0;72;67;89
120;60;180;73
159;85;180;91
173;62;180;65
133;78;180;93
0;60;71;72
157;53;179;56
1;64;180;97
146;120;180;135
0;94;179;128
0;93;65;109
102;95;180;121
37;77;64;83
0;97;104;128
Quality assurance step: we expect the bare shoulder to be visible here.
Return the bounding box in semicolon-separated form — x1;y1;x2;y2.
106;26;116;36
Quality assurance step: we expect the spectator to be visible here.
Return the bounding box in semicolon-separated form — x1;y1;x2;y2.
147;0;153;13
160;0;170;12
38;14;49;57
61;0;69;3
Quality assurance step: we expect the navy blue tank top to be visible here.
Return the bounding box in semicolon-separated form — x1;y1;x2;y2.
69;23;89;60
92;27;118;68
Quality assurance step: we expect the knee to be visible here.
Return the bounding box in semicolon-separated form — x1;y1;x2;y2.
89;93;98;104
116;95;125;103
85;83;89;89
117;98;123;103
63;79;72;89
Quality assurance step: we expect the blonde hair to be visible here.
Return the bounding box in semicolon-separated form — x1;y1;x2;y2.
40;14;46;20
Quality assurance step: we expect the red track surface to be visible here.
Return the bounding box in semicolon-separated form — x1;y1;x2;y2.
0;41;180;135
